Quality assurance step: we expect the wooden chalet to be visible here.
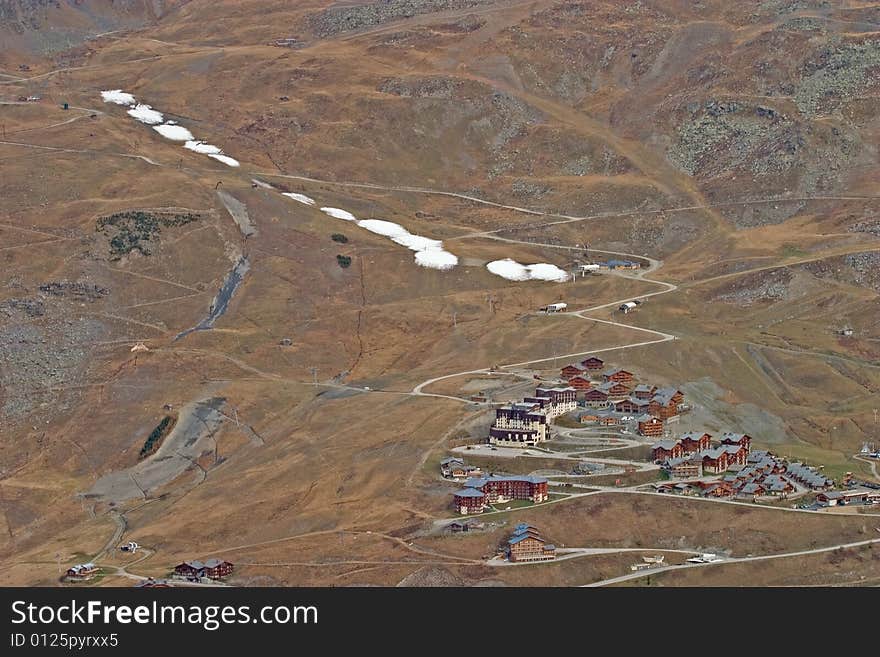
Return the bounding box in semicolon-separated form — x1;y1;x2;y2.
679;432;712;454
599;380;631;397
602;368;634;384
567;375;593;391
615;396;651;414
580;356;605;371
560;362;588;379
582;387;610;407
720;432;752;453
651;440;683;462
697;448;730;474
637;415;663;437
173;559;234;580
507;523;556;562
632;384;657;400
649;390;680;420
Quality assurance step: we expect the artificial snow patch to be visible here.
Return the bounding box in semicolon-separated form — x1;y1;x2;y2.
390;233;444;251
487;259;531;281
282;192;316;206
152;123;195;141
357;219;410;238
184;140;222;154
526;263;569;282
207;153;240;167
127;104;164;125
486;259;569;282
320;207;358;221
101;91;241;166
101;90;135;105
415;248;458;270
355;219;457;270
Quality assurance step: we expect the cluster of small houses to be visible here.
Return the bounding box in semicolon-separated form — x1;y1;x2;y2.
649;432;857;502
563;358;688;436
65;558;235;585
481;359;688;447
578;259;641;274
173;559;235;581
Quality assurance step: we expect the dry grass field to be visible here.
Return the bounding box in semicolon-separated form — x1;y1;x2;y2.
2;0;880;586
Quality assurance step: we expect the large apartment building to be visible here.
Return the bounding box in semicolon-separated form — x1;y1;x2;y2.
489;402;549;446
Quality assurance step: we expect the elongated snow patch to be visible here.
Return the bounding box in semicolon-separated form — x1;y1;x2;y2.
357;219;409;238
415;247;458;270
355;218;457;270
184;140;222;154
391;233;443;251
282;192;316;206
127;104;164;125
321;207;358;221
101;89;136;105
100;91;242;167
487;259;568;282
153;123;195;141
207;153;240;167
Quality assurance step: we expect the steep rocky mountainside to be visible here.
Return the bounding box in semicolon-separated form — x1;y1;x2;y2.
0;0;186;54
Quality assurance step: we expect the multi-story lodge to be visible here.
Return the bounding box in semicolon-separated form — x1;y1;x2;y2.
666;457;702;478
615;396;652;415
679;432;712;454
602;368;635;384
453;488;488;514
560;362;589;379
528;386;578;418
507;523;556;562
462;475;549;504
580;356;605;371
489;402;549;446
651;440;684;462
582;386;610;407
632;384;657;399
649;388;683;420
637;415;664;437
567;375;593;391
720;432;752;452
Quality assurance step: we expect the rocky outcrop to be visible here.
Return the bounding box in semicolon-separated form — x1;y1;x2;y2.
307;0;493;38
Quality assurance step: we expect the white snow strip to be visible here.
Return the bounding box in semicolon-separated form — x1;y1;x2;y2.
207;153;240;167
526;263;569;282
282;192;316;206
152;123;195;141
415;248;458;270
101;89;136;105
357;219;410;239
320;207;358;221
127;104;164;125
391;233;444;252
486;259;569;282
184;140;222;154
487;259;531;281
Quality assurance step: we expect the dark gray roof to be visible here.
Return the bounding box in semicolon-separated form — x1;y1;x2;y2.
652;440;678;450
454;488;486;498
